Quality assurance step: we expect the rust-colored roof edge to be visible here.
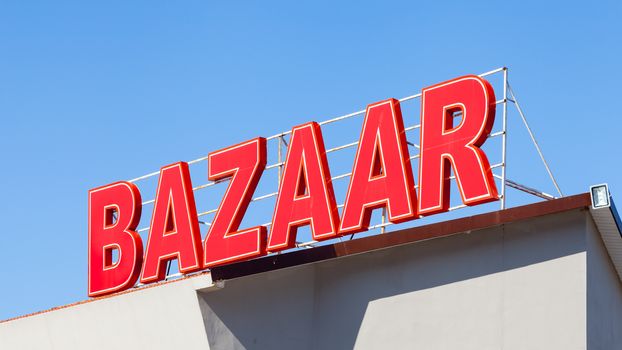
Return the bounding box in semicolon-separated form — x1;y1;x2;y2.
1;193;590;324
0;269;212;325
210;193;592;281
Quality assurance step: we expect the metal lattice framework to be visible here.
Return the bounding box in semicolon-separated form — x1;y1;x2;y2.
127;67;563;283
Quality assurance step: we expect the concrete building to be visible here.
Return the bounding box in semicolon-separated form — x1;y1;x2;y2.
2;193;622;349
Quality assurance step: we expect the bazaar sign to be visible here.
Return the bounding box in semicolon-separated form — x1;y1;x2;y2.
88;75;498;297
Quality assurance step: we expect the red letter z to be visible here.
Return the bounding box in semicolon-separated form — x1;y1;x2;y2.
203;138;268;268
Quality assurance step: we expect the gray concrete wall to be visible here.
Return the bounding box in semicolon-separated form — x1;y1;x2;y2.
1;209;611;350
199;210;588;350
587;213;622;349
0;275;213;350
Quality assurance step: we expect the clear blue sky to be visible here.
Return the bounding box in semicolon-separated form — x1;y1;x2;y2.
1;1;620;320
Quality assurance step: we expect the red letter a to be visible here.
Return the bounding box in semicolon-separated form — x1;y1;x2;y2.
268;122;340;252
141;162;203;284
340;98;417;235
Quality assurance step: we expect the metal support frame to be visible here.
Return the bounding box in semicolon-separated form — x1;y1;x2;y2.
507;84;563;198
500;68;508;209
381;208;386;234
277;134;285;183
124;67;564;283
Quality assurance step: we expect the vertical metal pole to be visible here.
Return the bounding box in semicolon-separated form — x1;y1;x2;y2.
277;135;283;183
276;136;284;253
381;208;386;233
500;68;508;209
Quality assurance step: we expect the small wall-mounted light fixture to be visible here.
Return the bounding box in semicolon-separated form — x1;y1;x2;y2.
590;183;611;209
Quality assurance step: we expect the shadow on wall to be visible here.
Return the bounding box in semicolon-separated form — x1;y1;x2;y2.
197;210;586;350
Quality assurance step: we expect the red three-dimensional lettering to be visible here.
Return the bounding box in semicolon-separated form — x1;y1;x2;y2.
268;122;340;252
141;162;203;283
418;75;498;215
87;74;504;296
340;98;417;235
88;182;143;297
203;138;268;267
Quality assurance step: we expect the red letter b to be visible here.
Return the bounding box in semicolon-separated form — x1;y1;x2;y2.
88;182;143;297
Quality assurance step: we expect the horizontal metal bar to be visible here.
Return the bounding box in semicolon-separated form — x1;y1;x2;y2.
326;141;358;153
141;177;229;206
448;203;468;211
331;172;352;181
165;272;183;280
197;208;218;217
318;109;366;127
479;67;506;77
494;173;555;200
265;162;285;170
491;162;503;169
193;180;223;191
195;192;278;218
368;221;392;230
399;93;422;102
505;179;556;200
414;162;502;189
266;132;291;141
128;170;161;183
187;156;209;165
296;240;317;248
251;192;278;202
